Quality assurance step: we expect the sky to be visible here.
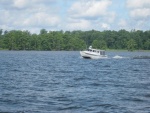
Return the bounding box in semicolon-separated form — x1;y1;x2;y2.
0;0;150;33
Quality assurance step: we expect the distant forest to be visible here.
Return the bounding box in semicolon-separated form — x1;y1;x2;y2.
0;29;150;51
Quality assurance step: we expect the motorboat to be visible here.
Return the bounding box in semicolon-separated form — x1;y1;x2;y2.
80;46;107;59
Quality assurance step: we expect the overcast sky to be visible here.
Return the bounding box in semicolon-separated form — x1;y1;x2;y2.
0;0;150;33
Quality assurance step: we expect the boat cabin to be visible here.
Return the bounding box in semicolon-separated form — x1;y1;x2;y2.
87;48;106;55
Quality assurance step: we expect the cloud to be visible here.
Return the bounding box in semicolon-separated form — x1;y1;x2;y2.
68;0;112;18
118;19;127;27
126;0;150;30
117;19;131;30
13;0;29;9
0;0;149;33
130;8;150;19
11;0;56;9
0;0;119;32
64;18;91;31
127;0;150;19
66;0;115;31
101;23;110;29
0;0;61;32
127;0;150;9
22;12;60;27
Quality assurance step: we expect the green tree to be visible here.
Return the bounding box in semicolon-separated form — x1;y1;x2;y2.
144;39;150;50
0;29;2;35
40;29;47;35
92;39;107;49
127;39;137;51
1;29;149;51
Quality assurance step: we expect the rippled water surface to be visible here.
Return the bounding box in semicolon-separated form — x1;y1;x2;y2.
0;51;150;113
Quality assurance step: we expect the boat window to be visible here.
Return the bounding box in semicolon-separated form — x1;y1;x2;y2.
88;49;92;52
100;51;105;55
100;51;102;55
103;51;105;55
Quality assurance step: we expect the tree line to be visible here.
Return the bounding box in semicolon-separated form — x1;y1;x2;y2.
0;29;150;51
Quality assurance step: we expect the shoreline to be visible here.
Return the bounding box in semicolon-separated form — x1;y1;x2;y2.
0;49;150;52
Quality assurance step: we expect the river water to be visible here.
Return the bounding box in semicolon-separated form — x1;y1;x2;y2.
0;51;150;113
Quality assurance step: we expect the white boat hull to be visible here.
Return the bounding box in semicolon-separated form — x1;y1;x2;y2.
80;51;107;59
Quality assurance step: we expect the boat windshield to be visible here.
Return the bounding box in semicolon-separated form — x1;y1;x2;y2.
88;49;92;52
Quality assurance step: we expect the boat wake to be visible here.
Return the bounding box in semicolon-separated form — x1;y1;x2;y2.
80;55;150;60
80;55;127;59
113;55;125;59
112;55;150;59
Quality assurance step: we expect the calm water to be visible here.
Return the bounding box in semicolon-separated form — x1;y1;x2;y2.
0;51;150;113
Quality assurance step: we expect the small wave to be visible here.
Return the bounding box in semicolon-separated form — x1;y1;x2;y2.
123;97;145;103
79;56;83;59
144;94;150;98
103;65;111;67
113;55;124;59
93;103;116;108
57;105;81;110
132;56;150;59
0;111;27;113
